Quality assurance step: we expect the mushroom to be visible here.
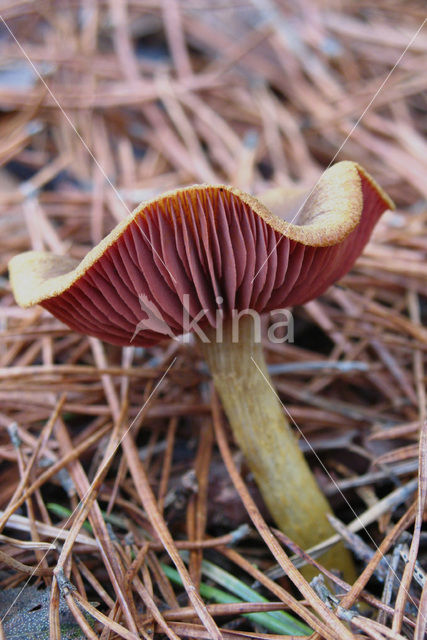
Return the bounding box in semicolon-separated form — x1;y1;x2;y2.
9;161;393;578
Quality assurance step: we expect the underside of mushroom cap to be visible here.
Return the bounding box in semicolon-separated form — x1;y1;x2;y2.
9;161;393;346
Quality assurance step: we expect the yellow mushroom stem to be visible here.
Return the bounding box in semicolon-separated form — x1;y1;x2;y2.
200;313;355;581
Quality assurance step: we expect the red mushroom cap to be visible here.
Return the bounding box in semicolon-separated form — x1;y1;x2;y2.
9;162;393;346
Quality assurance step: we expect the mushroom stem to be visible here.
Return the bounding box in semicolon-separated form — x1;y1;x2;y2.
200;314;355;580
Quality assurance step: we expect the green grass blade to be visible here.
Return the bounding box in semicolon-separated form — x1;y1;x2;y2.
46;503;127;531
161;562;311;636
